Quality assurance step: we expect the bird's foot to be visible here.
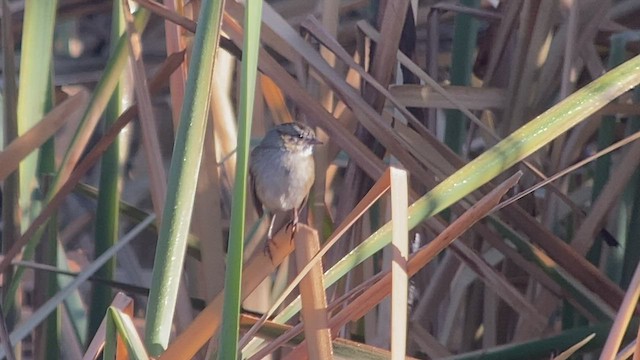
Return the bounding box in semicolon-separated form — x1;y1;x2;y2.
285;220;298;243
263;220;299;261
263;237;277;261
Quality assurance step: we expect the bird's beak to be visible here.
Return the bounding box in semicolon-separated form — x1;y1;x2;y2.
310;138;323;146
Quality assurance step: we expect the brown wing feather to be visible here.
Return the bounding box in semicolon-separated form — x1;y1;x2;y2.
249;166;264;218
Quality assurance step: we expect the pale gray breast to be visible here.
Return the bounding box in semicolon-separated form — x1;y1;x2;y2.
250;146;315;212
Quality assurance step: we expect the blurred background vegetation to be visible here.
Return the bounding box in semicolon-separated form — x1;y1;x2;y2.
2;0;640;359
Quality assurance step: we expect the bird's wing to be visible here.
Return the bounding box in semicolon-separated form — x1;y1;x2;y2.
249;163;264;218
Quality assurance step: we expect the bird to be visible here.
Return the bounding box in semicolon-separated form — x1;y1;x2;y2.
249;122;322;257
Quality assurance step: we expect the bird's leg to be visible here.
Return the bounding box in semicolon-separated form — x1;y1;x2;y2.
285;207;300;242
267;213;277;240
263;213;278;258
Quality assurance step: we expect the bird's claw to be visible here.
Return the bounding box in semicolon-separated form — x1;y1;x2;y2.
263;238;276;262
285;221;298;243
264;220;299;262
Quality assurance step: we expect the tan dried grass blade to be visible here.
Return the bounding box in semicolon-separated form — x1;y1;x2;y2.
159;226;297;360
260;75;293;124
134;0;196;35
570;137;640;255
357;15;589;227
600;258;640;359
409;322;452;358
294;227;333;360
192;109;227;301
364;0;411;110
552;333;595;360
309;15;580;248
136;0;190;127
628;332;640;360
482;1;520;84
329;171;522;335
507;1;556;131
634;326;640;360
388;84;506;109
508;205;625;312
248;274;388;359
0;51;184;273
449;242;547;331
614;337;636;359
83;293;134;360
364;14;626;308
280;173;522;355
239;313;417;360
123;0;167;219
0;90;89;182
356;19;496;139
390;167;408;360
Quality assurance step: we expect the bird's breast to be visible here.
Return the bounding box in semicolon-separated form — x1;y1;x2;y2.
252;149;315;212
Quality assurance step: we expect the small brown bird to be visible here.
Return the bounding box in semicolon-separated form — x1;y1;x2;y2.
250;122;322;255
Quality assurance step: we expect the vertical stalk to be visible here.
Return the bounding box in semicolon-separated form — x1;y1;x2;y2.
443;0;480;155
1;0;21;342
89;0;131;339
144;0;225;355
217;1;263;358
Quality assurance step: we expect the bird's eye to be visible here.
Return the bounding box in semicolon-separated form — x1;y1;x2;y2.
298;134;304;139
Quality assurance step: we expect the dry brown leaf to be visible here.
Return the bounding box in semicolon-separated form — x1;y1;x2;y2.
0;90;89;182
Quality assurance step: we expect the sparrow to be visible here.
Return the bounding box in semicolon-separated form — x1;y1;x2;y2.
249;122;322;256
